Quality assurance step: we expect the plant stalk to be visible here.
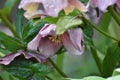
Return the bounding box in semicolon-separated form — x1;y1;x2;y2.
83;17;119;42
108;6;120;26
48;58;68;78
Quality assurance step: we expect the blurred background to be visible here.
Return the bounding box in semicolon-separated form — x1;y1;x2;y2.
0;0;101;79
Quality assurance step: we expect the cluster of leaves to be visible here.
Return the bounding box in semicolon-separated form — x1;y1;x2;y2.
1;56;52;80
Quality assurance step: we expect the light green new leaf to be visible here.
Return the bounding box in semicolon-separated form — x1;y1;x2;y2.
66;76;105;80
56;16;83;35
106;75;120;80
112;68;120;76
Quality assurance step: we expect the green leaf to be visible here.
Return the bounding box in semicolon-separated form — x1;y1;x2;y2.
67;76;105;80
56;16;83;35
3;57;52;80
22;20;34;39
0;71;19;80
102;44;120;77
68;8;81;16
0;31;25;52
106;75;120;80
80;0;89;5
112;68;120;76
23;21;47;43
36;16;58;24
15;9;25;38
83;25;94;45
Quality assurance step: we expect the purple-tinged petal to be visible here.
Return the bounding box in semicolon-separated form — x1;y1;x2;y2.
117;0;120;8
27;24;56;50
27;52;46;63
39;37;62;58
91;0;117;11
86;6;103;25
0;51;22;65
63;32;84;55
27;33;42;50
67;28;84;54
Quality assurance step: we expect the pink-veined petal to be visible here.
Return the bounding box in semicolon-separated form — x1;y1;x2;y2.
67;28;84;53
39;37;62;58
63;32;84;55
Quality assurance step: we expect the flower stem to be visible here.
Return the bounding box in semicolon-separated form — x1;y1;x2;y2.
0;11;18;37
108;6;120;26
45;76;53;80
83;17;119;42
90;42;102;75
48;58;68;78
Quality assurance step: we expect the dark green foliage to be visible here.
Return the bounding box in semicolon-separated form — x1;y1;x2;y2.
0;31;25;52
3;56;52;80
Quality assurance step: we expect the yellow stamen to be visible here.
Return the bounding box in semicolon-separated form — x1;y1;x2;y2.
49;35;62;45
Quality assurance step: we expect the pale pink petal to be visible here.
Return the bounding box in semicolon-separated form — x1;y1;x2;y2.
39;37;62;58
117;0;120;8
40;24;56;37
63;32;84;55
67;28;84;53
27;24;56;50
68;0;88;12
0;51;22;65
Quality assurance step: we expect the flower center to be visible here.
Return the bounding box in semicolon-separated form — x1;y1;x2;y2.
49;35;62;45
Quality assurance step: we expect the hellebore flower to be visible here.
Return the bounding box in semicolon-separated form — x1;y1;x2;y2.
0;50;46;65
18;0;87;19
90;0;120;12
28;24;84;58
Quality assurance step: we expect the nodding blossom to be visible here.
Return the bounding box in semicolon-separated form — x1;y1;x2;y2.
27;24;84;58
18;0;87;19
90;0;120;12
0;50;46;65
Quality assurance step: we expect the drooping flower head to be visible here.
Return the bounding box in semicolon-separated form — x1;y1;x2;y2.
28;24;84;58
19;0;87;19
90;0;120;12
